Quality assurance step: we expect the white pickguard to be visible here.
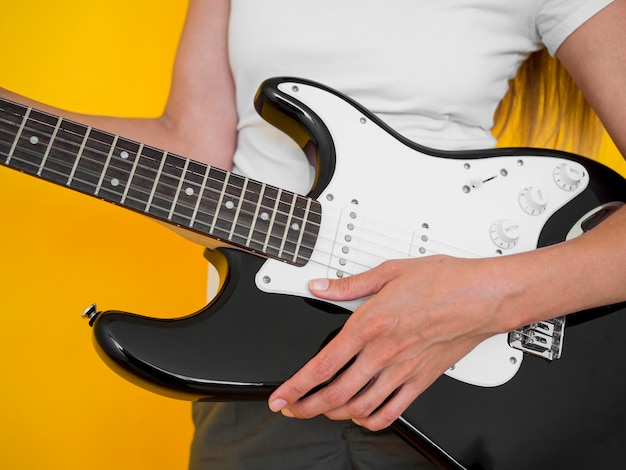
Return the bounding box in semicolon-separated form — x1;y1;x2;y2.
255;81;588;388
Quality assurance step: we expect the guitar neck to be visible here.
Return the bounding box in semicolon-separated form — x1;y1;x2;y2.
0;98;320;266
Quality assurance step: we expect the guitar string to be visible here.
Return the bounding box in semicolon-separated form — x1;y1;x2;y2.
1;106;480;275
1;108;482;272
0;113;319;240
1;103;558;340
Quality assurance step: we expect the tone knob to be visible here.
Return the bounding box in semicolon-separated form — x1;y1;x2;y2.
554;162;585;191
519;186;548;215
490;219;521;249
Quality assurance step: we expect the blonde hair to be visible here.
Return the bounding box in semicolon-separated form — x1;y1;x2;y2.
493;48;603;157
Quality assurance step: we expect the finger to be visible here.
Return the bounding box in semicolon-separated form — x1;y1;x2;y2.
268;328;363;413
352;381;425;432
322;371;387;422
322;353;420;422
287;357;376;419
309;261;397;302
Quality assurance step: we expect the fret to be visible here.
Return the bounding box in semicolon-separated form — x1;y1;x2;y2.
245;181;267;248
69;128;115;194
208;171;231;237
66;126;92;186
144;150;168;212
299;200;322;263
120;143;143;205
227;177;249;242
276;193;311;263
97;138;141;204
95;135;118;196
189;164;211;228
144;153;185;220
292;197;312;263
37;116;63;176
212;173;246;240
248;185;278;253
40;119;90;187
262;188;283;256
4;105;31;164
120;146;165;212
189;167;226;235
277;192;298;258
167;157;191;221
217;178;261;247
7;109;58;176
170;160;209;227
269;189;301;258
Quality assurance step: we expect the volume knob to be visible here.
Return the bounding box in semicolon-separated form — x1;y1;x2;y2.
490;219;521;250
554;162;585;191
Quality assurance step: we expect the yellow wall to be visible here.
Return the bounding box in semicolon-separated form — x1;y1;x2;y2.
0;1;203;469
1;2;625;470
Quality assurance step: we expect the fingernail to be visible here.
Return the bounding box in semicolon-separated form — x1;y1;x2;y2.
309;278;330;292
269;398;287;412
281;408;295;418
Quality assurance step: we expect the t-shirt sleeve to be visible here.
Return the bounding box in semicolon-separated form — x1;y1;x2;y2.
537;0;614;55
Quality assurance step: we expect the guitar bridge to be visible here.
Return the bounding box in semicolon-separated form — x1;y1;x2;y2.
508;316;565;361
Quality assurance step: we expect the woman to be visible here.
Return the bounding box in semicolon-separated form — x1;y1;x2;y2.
4;0;625;467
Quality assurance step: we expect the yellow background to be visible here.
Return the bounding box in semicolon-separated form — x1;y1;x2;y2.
0;1;202;469
1;1;624;470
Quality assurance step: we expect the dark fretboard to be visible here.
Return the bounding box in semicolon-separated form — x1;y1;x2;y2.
0;97;320;266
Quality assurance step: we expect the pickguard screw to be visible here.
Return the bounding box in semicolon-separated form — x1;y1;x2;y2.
326;194;334;201
263;276;271;284
463;185;471;193
291;85;299;92
510;357;518;365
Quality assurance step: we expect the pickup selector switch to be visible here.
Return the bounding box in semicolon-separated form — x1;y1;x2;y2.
519;186;548;215
554;162;585;191
490;219;521;249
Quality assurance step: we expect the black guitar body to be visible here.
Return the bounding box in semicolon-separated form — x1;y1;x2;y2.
91;248;350;401
396;303;626;469
90;154;626;470
92;245;626;469
3;77;626;469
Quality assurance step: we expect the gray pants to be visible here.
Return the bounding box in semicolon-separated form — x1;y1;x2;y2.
189;402;434;469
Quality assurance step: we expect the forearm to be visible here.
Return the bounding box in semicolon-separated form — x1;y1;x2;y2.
1;0;236;171
0;87;206;165
495;204;626;331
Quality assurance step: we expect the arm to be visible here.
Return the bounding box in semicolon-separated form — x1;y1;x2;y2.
0;0;236;169
268;0;626;431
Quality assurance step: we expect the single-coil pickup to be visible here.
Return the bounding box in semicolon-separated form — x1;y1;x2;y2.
329;208;360;278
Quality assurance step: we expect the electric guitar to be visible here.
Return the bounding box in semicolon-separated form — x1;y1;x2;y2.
2;77;626;469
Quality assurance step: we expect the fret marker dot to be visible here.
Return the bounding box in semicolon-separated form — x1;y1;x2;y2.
225;201;235;210
291;223;300;231
120;151;130;159
29;136;39;145
260;212;269;221
111;178;120;187
185;187;194;196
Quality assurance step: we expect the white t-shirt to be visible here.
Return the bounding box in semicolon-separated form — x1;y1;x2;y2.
228;0;613;194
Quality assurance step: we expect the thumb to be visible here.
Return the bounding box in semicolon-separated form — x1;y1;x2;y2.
309;269;382;302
